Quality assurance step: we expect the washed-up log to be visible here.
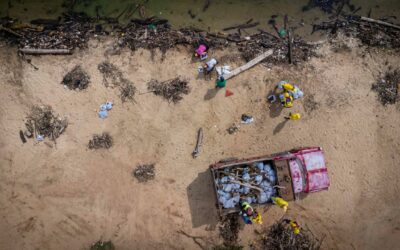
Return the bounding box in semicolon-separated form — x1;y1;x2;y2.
223;21;259;31
225;49;273;80
19;48;72;55
288;29;293;64
360;16;400;30
192;128;203;158
0;25;22;37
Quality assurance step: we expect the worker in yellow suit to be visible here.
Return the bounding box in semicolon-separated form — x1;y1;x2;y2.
271;196;289;212
283;219;301;234
285;112;301;120
251;209;263;224
279;92;293;108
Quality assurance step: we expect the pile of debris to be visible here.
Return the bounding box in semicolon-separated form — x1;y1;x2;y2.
147;77;190;103
98;61;123;87
238;31;316;64
24;105;68;142
133;164;155;183
302;0;357;13
88;133;113;149
219;213;240;246
262;219;323;250
90;240;115;250
372;69;400;105
118;19;189;53
0;12;97;50
214;161;277;209
62;65;90;90
97;61;137;102
313;15;400;48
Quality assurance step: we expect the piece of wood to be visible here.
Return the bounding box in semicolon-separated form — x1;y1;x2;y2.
225;49;273;80
223;21;259;31
230;180;263;192
360;16;400;30
0;25;22;37
288;29;293;64
19;48;72;55
192;128;203;158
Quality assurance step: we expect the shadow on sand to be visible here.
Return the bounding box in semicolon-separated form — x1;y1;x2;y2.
187;169;219;230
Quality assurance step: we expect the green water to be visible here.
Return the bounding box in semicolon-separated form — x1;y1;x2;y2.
1;0;399;40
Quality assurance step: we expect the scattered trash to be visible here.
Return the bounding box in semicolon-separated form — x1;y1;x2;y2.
88;133;113;149
241;114;254;124
62;65;90;90
25;105;68;143
98;62;137;103
119;79;137;103
133;164;156;183
227;124;240;134
192;128;203;158
372;69;400;105
262;219;323;250
147;77;190;103
36;135;44;141
98;61;123;87
98;102;113;119
268;95;277;103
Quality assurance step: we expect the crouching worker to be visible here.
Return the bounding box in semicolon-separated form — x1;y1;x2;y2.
239;200;262;225
279;92;293;108
194;44;209;60
283;219;301;234
271;196;289;212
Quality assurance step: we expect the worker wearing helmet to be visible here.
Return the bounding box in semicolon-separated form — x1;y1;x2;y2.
239;200;263;225
279;92;293;108
194;44;209;60
271;196;289;212
239;200;254;224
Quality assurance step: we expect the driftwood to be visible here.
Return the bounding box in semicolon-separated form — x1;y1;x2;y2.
19;48;72;55
230;180;263;192
0;25;22;37
192;128;203;158
223;21;260;31
288;29;293;64
225;49;273;80
360;16;400;30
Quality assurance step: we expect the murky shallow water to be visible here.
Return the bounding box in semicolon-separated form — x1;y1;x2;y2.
1;0;399;41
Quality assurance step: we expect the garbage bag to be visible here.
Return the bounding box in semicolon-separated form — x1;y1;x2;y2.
258;192;269;204
242;173;251;182
245;197;253;204
264;163;272;172
223;184;233;192
256;162;264;171
220;176;229;183
98;110;108;119
255;175;263;185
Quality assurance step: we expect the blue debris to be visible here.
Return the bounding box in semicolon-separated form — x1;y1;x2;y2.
255;175;263;184
242;173;251;182
98;102;113;119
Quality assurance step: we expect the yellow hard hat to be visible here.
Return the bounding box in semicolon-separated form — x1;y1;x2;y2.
284;92;290;98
